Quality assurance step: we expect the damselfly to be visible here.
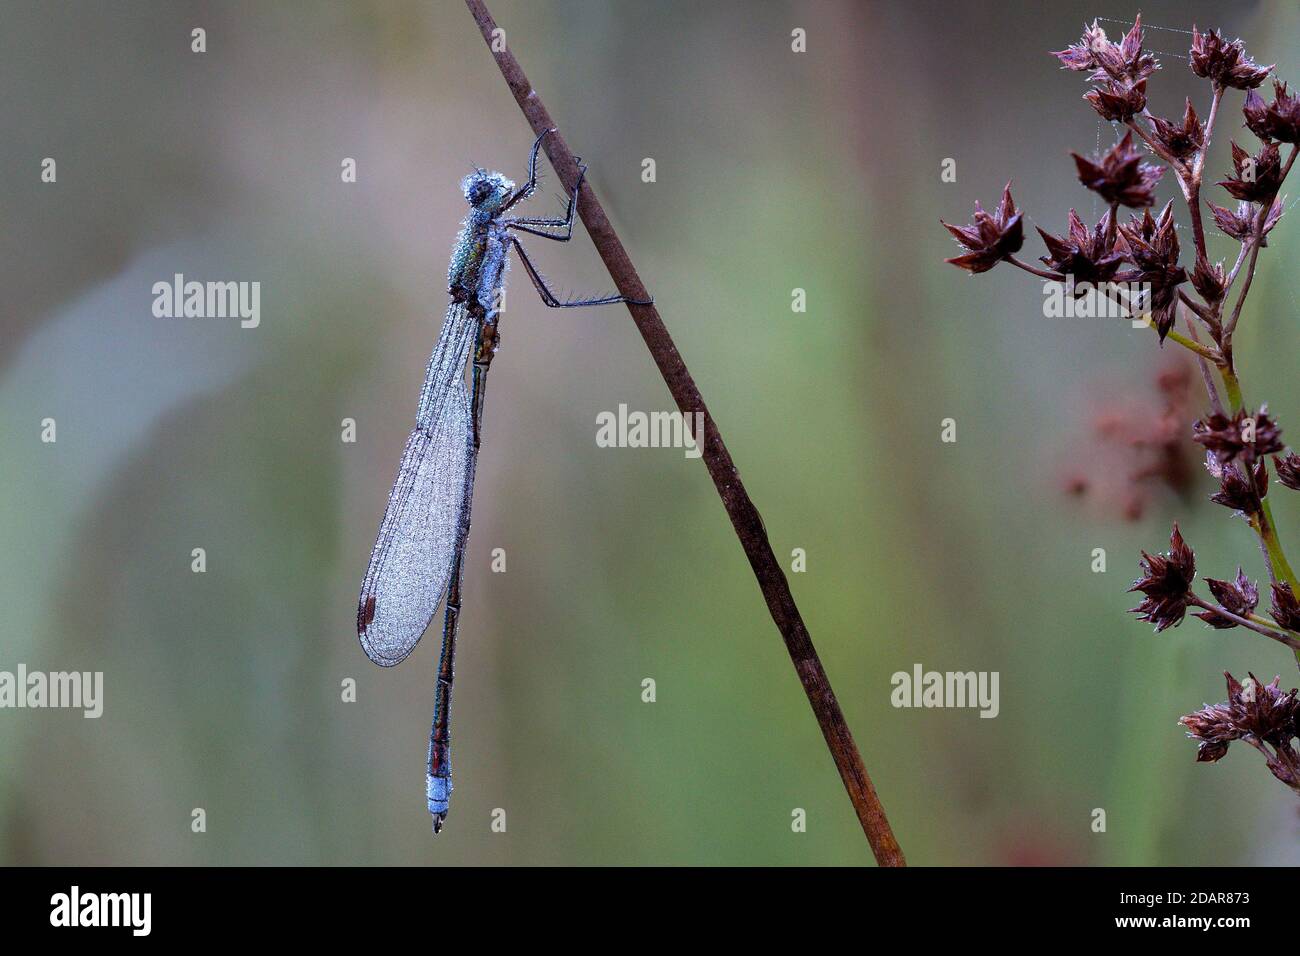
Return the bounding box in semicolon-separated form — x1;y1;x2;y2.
357;130;649;833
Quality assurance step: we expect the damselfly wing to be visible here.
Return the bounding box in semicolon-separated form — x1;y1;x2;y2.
357;304;476;667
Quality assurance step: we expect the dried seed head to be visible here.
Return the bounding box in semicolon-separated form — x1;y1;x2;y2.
1208;457;1266;515
1037;208;1124;288
1194;740;1231;762
1072;131;1164;207
1192;405;1284;466
1194;568;1259;628
1269;582;1300;631
1129;523;1197;631
940;182;1024;274
1181;672;1300;760
1117;201;1186;340
1147;99;1205;163
1273;452;1300;490
1218;141;1283;202
1243;80;1300;145
1189;26;1272;90
1054;17;1159;82
1084;79;1148;123
1189;255;1227;304
1207;197;1283;246
1183;672;1300;793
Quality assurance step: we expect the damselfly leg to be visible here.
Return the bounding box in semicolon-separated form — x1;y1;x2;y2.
510;235;649;308
505;158;584;238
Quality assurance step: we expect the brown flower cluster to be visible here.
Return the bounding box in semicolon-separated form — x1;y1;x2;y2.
1274;452;1300;490
1035;208;1123;289
1129;523;1196;631
1243;81;1300;144
1218;140;1282;202
944;15;1300;804
1189;27;1272;89
1180;672;1300;792
940;183;1022;274
1071;131;1163;207
1205;454;1266;514
1194;568;1259;628
1148;99;1204;162
1117;202;1186;337
1193;405;1282;465
1207;197;1282;246
1054;17;1157;122
1271;582;1300;632
1195;406;1284;516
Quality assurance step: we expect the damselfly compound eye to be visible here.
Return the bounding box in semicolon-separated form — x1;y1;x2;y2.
463;170;515;208
465;177;493;206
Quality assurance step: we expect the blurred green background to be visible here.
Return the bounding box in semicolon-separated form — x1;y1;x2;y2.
2;0;1298;865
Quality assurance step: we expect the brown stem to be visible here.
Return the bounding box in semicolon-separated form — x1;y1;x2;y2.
1127;119;1184;173
1224;239;1251;291
1186;196;1208;264
1180;308;1223;415
1006;255;1060;281
1194;86;1223;182
1185;85;1223;265
1177;289;1214;326
1187;594;1300;651
462;0;906;866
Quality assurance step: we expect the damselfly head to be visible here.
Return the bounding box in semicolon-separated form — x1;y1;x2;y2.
462;169;515;211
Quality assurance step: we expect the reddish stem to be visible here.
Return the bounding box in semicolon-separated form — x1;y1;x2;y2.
463;0;906;865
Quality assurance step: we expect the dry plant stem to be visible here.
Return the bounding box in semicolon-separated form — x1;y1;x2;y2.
462;0;906;866
1225;240;1251;288
1185;85;1223;263
1177;290;1213;324
1127;119;1182;171
1187;595;1300;651
1181;310;1223;415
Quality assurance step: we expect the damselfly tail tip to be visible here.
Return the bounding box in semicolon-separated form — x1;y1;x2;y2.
427;773;451;834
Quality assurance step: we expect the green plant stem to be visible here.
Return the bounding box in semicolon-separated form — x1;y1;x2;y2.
1248;612;1300;642
1164;328;1219;362
1219;367;1300;664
